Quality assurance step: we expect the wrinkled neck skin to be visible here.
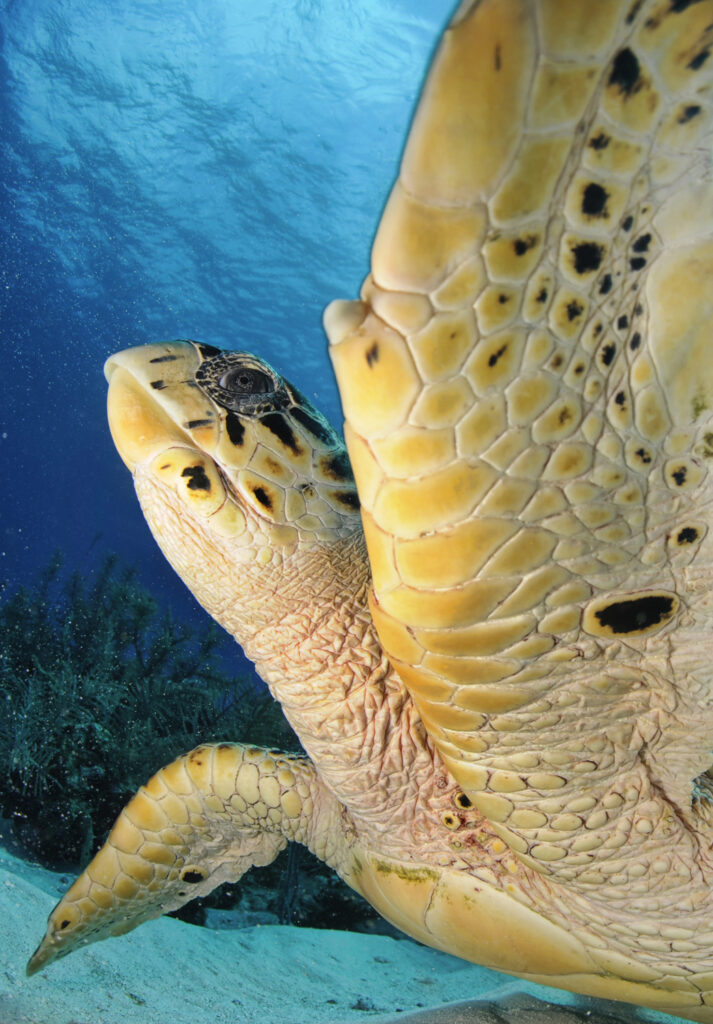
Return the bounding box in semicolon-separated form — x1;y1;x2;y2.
134;472;439;841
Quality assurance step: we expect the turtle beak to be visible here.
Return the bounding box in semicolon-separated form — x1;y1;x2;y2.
104;342;205;473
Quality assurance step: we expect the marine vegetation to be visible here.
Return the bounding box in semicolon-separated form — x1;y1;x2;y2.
0;554;295;865
0;555;374;931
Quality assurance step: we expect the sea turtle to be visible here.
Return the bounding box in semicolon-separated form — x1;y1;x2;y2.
27;0;713;1018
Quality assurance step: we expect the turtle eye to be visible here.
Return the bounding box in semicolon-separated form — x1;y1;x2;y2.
220;366;274;395
194;350;286;415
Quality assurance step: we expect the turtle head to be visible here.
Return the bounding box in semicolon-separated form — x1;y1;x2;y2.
104;341;361;574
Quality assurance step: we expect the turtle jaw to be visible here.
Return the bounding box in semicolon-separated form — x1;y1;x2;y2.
105;343;250;543
105;364;191;472
104;341;210;473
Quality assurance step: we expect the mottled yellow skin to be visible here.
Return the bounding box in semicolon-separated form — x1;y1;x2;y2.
28;1;713;1020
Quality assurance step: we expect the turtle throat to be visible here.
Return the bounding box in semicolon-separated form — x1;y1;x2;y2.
133;468;418;826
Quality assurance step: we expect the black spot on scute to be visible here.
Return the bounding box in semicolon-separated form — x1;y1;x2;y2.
617;315;629;330
635;447;652;464
677;527;699;544
197;343;222;359
622;215;634;231
226;411;245;445
149;354;179;364
290;406;334;446
589;132;610;150
670;0;704;11
488;344;507;367
333;489;360;511
678;104;702;123
626;0;644;21
180;870;205;884
581;183;609;217
572;242;604;274
536;288;548;303
688;49;710;71
185;418;213;430
513;235;537;256
365;342;379;367
181;465;211;492
609;48;641;96
599;273;613;295
600;343;616;366
260;413;301;455
252;486;273;510
595;594;675;634
632;233;651;253
630;332;642;350
615;391;626;406
566;300;583;322
630;256;647;271
498;293;510;304
671;466;688;486
320;449;353;481
150;379;166;390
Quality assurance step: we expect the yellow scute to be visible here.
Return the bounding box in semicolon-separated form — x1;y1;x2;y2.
371;425;456;479
372;461;497;537
537;0;622;57
401;0;535;205
647;240;713;426
352;852;598;978
329;312;420;439
415;613;534;657
372;183;486;292
529;62;599;128
395;517;517;588
369;592;424;665
361;509;400;592
379;577;515;630
490;137;570;224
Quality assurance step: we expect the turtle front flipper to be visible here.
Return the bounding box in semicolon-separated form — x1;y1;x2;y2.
27;743;336;975
327;0;713;883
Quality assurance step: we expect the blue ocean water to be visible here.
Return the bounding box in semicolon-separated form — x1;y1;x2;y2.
0;0;451;623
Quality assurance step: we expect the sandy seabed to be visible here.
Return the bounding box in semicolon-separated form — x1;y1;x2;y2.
0;841;695;1024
